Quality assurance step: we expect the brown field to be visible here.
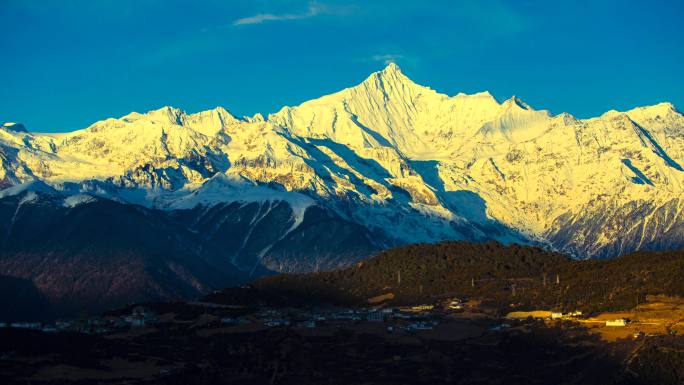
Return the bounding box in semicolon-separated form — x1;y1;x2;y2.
581;296;684;342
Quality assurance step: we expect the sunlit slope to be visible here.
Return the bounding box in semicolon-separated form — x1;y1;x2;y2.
1;63;683;261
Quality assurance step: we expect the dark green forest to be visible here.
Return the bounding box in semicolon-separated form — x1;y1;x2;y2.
241;241;684;314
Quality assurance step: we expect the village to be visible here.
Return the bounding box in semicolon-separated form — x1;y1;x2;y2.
0;305;159;334
0;301;457;336
3;295;683;343
3;294;684;384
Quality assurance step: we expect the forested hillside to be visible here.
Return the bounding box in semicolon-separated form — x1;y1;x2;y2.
253;241;684;313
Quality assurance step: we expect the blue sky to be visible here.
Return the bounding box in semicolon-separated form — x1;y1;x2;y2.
1;0;683;132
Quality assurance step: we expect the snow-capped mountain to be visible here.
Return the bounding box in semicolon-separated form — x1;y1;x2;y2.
2;63;683;306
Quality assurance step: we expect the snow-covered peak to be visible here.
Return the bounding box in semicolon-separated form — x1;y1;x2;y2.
374;62;408;81
360;62;429;97
599;102;678;119
185;106;240;136
453;90;497;101
595;102;683;141
502;95;533;110
119;106;186;126
144;106;186;125
382;61;402;74
551;112;580;125
244;113;265;123
625;102;680;121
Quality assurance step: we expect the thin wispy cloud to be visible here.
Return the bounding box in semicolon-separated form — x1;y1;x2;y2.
233;3;329;26
370;54;404;65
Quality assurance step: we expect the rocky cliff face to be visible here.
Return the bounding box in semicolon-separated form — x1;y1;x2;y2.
1;63;683;312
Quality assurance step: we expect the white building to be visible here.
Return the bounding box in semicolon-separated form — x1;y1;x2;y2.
606;319;627;327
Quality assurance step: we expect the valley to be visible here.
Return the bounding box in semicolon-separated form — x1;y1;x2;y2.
2;289;683;384
1;241;683;384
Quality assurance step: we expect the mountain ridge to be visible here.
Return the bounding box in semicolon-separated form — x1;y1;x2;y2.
1;64;683;311
8;64;678;137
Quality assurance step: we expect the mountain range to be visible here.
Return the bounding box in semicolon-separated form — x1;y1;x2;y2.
2;63;683;316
